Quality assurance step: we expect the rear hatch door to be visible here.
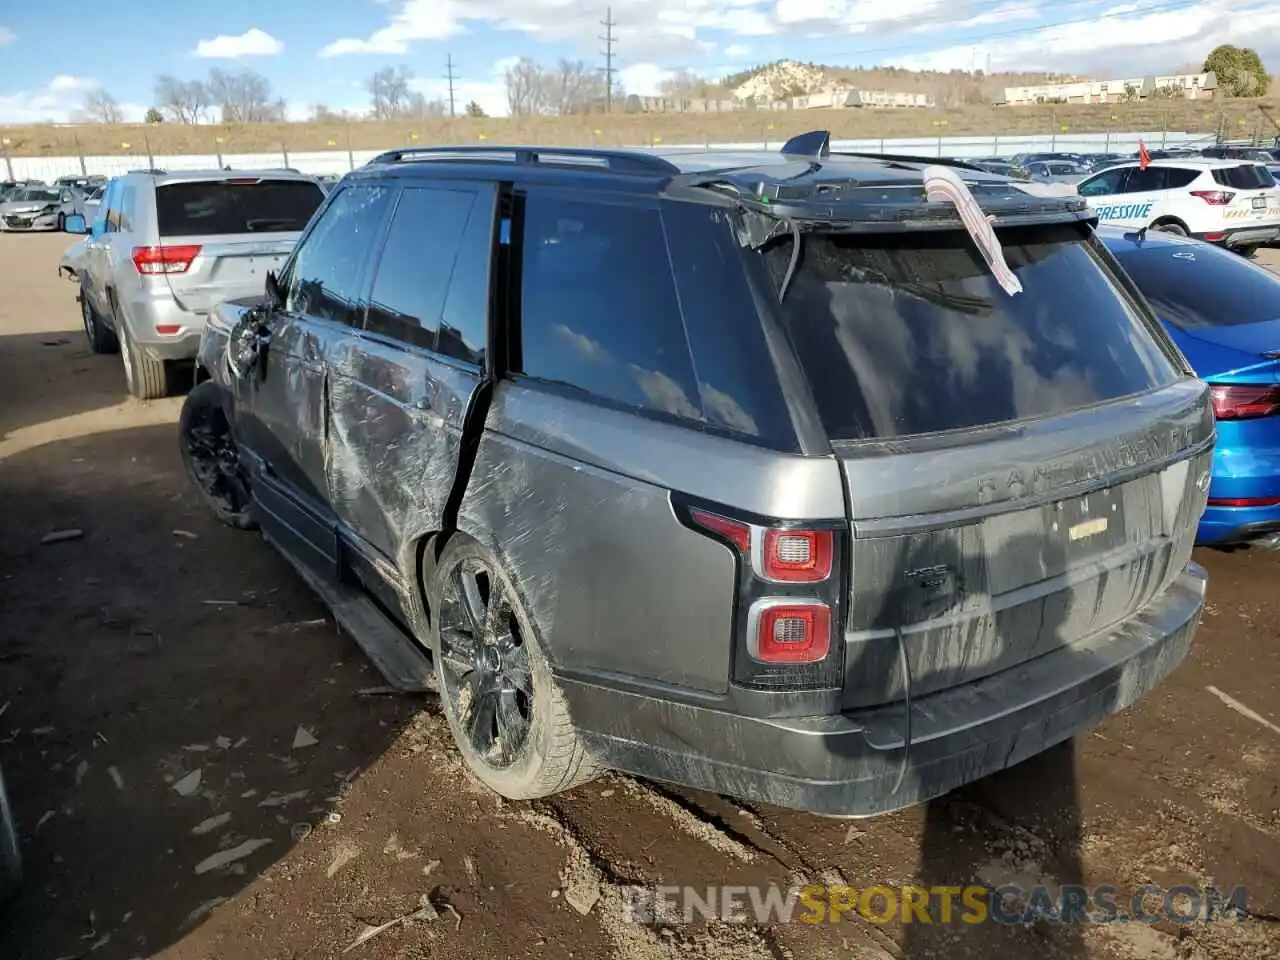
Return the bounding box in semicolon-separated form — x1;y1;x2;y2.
156;176;326;314
765;221;1214;709
1213;164;1280;224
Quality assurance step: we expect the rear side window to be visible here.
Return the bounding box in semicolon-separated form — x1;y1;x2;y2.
1124;167;1197;192
157;178;325;236
1112;242;1280;330
365;186;478;354
766;224;1179;441
517;193;703;422
1212;165;1274;190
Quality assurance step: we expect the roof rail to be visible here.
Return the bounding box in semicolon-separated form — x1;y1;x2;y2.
834;151;989;174
128;168;167;175
366;144;681;176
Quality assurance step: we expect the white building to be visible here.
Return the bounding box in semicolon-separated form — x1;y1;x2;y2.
1000;72;1217;105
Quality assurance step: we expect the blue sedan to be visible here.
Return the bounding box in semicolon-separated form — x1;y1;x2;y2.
1101;226;1280;545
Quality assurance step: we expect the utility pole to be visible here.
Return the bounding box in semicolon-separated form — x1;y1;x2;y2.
444;54;458;118
599;7;616;113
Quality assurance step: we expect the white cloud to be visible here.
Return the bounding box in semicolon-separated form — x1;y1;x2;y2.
618;63;677;97
407;57;515;117
723;44;751;58
0;76;102;124
0;26;14;46
887;0;1279;76
194;27;284;59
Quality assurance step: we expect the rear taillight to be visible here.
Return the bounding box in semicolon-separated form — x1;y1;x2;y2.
131;244;201;275
685;504;843;686
1209;383;1280;420
760;528;833;583
1191;190;1235;205
749;600;831;664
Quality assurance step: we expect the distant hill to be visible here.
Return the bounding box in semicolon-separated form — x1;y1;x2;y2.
680;59;1082;108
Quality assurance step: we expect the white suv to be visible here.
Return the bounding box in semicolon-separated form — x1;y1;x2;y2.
1075;158;1280;255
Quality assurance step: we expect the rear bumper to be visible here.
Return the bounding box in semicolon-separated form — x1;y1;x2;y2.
563;563;1206;817
120;289;207;361
1197;441;1280;543
1195;224;1280;249
1198;505;1280;545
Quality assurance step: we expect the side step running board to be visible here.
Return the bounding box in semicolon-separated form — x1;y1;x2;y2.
265;532;437;694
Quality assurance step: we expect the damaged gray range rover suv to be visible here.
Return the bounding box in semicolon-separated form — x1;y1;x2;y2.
181;131;1213;816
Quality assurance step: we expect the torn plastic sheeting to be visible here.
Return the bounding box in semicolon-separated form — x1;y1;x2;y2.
922;165;1023;297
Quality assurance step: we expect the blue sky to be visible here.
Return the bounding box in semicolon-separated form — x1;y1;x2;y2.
0;0;1272;123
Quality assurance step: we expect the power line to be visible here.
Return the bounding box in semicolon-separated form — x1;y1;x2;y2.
444;54;457;118
599;6;616;113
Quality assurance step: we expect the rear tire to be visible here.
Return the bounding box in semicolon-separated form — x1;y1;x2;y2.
115;297;169;400
80;286;118;355
179;381;256;530
1150;220;1188;236
429;536;600;800
1235;245;1259;259
0;768;21;904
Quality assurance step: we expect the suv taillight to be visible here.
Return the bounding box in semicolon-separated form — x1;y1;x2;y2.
1209;383;1280;420
685;505;844;687
132;244;201;274
1191;190;1235;205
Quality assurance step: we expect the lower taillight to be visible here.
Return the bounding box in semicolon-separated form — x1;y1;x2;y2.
749;600;831;664
1191;190;1235;205
132;244;201;274
685;504;844;689
1209;383;1280;420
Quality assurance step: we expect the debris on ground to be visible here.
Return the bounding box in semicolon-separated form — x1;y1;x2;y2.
194;838;272;876
172;769;203;797
172;529;198;540
266;618;328;635
191;812;232;837
292;726;319;749
106;766;124;791
342;894;440;954
41;529;84;544
259;790;310;808
326;844;360;879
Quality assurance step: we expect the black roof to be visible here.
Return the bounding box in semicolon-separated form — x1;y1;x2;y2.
354;129;1094;232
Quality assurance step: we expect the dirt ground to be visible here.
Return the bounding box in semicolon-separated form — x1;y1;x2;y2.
0;231;1277;960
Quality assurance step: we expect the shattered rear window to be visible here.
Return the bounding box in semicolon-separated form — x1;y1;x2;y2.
764;224;1180;441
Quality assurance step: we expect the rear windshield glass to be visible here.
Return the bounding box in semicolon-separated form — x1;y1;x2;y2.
765;224;1178;441
1111;242;1280;330
157;179;324;236
1211;165;1274;190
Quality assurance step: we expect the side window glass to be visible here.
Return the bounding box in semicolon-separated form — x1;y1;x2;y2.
1164;168;1198;189
1125;168;1165;193
664;203;795;446
116;184;136;232
286;184;392;327
365;186;478;356
1079;169;1126;197
93;182;114;233
518;193;703;422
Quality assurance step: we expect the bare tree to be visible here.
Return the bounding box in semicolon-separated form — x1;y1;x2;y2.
206;68;278;123
404;90;447;119
505;58;550;116
367;66;412;120
658;68;719;100
77;88;124;124
154;74;209;123
549;59;605;115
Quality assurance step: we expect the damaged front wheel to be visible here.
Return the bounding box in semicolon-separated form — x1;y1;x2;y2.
429;536;599;800
179;381;256;530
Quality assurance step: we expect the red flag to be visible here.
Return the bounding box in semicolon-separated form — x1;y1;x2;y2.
1138;140;1151;170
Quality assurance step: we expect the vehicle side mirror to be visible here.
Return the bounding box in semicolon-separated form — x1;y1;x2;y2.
63;214;87;234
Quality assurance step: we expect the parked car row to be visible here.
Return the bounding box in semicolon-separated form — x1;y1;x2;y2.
38;132;1276;835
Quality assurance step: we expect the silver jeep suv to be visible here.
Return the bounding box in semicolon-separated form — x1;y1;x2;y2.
65;169;326;398
179;132;1213;816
